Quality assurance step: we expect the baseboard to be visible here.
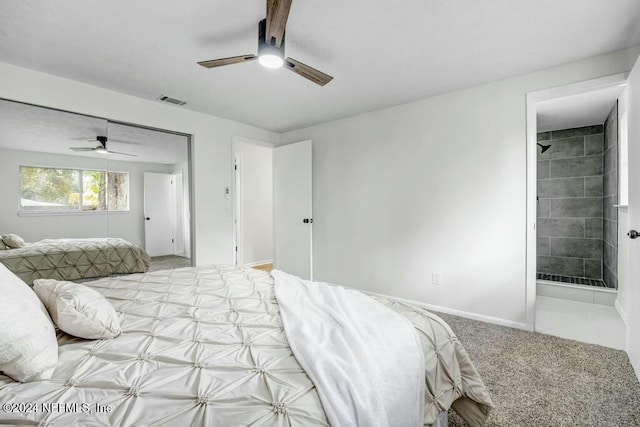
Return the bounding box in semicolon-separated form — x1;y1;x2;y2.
363;290;528;330
243;259;273;268
615;299;628;325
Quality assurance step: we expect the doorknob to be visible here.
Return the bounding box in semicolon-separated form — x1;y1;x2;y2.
145;217;151;221
302;218;313;224
628;230;639;239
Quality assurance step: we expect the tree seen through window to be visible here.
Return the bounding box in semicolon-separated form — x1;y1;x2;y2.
20;166;129;212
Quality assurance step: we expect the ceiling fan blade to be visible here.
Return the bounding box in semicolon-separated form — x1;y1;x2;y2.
70;147;97;152
107;150;137;157
285;58;333;86
266;0;292;48
198;55;256;68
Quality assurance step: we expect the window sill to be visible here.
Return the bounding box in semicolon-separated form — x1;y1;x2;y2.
18;210;131;217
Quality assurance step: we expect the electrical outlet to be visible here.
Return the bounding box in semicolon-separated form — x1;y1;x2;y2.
432;272;441;286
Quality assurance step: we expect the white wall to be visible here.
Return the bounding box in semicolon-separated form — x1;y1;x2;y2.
234;138;273;266
0;148;169;246
280;47;640;327
0;61;280;265
625;54;640;379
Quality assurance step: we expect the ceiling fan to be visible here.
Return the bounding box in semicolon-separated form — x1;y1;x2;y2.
197;0;333;86
70;136;137;157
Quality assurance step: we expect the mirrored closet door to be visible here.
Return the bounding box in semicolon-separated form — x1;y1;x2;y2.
105;122;191;272
0;99;192;284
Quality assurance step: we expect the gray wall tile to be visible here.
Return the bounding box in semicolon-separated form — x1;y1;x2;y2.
584;259;602;279
585;218;603;239
551;125;603;139
537;119;615;284
538;178;584;198
550;198;603;218
601;103;618;288
603;170;617;197
604;242;617;273
604;219;618;247
585;134;604;155
584;176;603;197
537;237;550;256
538;256;584;277
537;136;584;160
604;145;617;174
550;238;603;259
549;155;603;178
605;109;618;149
604;196;618;221
537;198;550;217
538;218;584;238
604;264;617;288
538;161;550;179
537;132;551;142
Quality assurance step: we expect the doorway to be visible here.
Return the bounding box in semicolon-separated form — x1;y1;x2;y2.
143;171;191;268
232;136;274;270
526;73;628;348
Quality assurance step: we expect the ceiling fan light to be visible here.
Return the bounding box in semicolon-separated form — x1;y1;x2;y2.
258;54;284;69
95;148;109;154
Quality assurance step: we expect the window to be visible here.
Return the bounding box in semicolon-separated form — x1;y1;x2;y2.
20;166;129;212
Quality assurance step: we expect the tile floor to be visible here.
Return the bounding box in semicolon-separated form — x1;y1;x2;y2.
535;296;625;350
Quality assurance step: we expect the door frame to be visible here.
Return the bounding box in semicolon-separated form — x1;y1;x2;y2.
525;73;629;331
231;135;275;267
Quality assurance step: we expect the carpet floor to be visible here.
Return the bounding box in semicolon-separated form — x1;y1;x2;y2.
437;312;640;426
149;255;191;272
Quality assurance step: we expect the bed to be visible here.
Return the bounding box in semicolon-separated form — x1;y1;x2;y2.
0;266;492;426
0;238;151;285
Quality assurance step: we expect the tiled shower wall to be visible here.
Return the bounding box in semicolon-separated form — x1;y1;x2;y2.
537;126;604;281
603;103;618;288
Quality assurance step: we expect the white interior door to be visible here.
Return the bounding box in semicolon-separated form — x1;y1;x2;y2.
274;140;313;279
626;57;640;377
144;172;175;257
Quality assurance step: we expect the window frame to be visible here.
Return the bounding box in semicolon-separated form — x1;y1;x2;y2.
18;164;130;215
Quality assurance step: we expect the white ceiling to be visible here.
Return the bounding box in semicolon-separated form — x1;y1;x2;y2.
0;1;639;132
537;84;626;132
0;100;188;164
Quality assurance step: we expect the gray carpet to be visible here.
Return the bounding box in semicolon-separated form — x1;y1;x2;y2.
438;312;640;427
149;255;191;272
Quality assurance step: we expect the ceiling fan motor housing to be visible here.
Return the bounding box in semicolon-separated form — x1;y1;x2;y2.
258;19;284;61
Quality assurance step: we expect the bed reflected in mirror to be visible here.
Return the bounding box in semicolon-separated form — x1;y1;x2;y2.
0;98;193;284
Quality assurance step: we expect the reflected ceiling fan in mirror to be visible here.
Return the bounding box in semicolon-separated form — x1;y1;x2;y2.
70;136;137;157
197;0;333;86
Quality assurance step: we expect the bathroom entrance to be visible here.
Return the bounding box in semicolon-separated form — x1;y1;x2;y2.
526;74;629;349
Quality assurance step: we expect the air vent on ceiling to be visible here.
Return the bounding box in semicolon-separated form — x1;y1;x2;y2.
158;95;187;106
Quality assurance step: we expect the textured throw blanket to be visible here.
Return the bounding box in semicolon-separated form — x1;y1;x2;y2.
273;270;426;427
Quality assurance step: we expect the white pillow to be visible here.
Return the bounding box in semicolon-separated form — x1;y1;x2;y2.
1;233;26;249
33;280;122;340
0;264;58;382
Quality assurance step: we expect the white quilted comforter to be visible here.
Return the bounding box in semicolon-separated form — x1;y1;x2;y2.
0;238;151;285
0;266;491;426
